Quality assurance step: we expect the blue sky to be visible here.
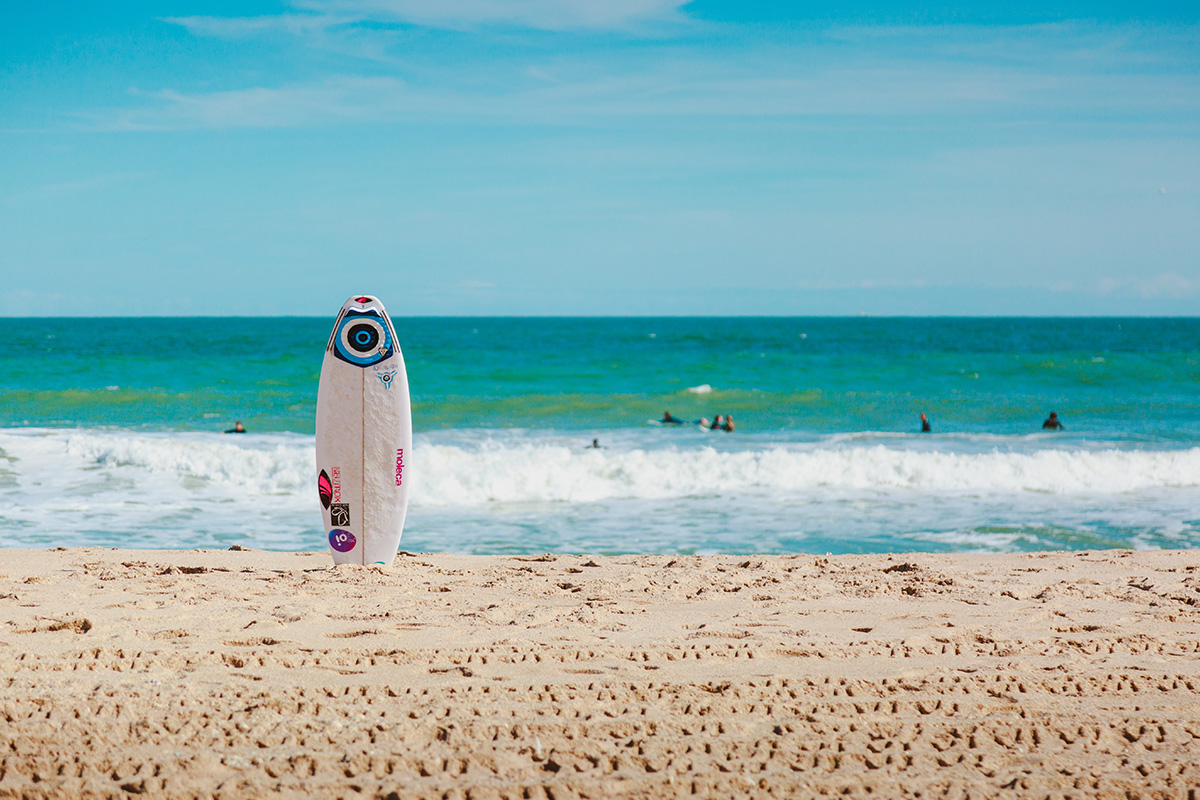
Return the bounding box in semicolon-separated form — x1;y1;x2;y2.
2;1;1198;315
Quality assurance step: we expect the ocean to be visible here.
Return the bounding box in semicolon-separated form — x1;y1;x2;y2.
2;316;1198;554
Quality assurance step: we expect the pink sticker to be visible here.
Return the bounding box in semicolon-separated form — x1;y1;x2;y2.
318;471;332;509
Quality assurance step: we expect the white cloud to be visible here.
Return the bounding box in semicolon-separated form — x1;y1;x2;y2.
165;0;694;36
1;172;154;205
294;0;693;31
2;289;70;316
162;14;351;38
1096;272;1198;298
98;78;409;130
88;53;1199;132
93;20;1200;132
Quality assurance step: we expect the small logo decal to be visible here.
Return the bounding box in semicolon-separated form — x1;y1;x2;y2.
395;448;404;487
377;369;396;388
354;296;372;303
318;470;332;509
330;503;350;527
329;529;357;553
331;467;341;502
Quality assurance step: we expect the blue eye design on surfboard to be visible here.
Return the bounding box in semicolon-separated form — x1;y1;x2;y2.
333;310;394;367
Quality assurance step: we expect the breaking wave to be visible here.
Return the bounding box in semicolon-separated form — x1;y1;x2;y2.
4;429;1199;508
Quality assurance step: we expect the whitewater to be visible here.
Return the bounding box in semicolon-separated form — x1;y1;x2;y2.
4;427;1199;554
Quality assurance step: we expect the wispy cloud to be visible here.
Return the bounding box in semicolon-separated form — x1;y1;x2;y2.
165;0;694;37
87;51;1199;132
1;289;72;316
162;14;354;38
298;0;693;31
1;172;155;205
790;274;1200;297
85;17;1200;134
97;78;408;130
1097;273;1199;298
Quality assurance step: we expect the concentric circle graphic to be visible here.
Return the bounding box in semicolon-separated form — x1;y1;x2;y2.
333;312;392;366
347;323;379;353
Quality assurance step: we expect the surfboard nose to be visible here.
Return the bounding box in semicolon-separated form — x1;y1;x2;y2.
338;295;382;315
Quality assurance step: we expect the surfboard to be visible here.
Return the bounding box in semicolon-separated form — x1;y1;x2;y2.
315;295;412;565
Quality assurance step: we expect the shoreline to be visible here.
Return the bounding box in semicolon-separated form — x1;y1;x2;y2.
1;548;1198;798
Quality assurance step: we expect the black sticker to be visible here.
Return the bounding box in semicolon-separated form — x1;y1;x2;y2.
330;503;350;527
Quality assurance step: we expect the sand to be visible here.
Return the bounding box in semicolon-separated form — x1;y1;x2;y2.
0;548;1198;799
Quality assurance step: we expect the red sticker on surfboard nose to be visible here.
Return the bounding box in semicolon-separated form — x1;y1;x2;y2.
354;296;372;303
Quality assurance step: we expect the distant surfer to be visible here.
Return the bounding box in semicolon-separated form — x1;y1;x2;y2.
920;413;931;433
587;439;604;449
710;414;725;431
722;414;735;432
1042;412;1064;431
661;411;684;425
224;421;246;434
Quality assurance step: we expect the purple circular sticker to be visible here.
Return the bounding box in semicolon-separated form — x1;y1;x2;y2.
329;529;357;553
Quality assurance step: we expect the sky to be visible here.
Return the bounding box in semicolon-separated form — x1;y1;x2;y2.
2;1;1198;316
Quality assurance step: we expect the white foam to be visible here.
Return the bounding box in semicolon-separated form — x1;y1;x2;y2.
413;441;1200;505
0;429;315;548
686;384;713;394
3;428;1200;550
5;429;1200;509
62;431;313;496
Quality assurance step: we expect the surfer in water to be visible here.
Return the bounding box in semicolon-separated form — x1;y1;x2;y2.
710;414;725;431
920;413;931;433
1043;411;1064;431
586;439;604;449
661;411;684;425
224;421;246;434
722;414;735;432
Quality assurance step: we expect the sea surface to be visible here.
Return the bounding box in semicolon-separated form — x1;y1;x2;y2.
2;317;1199;555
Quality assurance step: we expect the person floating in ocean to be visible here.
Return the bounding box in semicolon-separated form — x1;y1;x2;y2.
586;438;604;448
224;421;246;434
710;414;725;431
1043;412;1064;431
722;414;735;432
920;413;931;433
661;411;684;425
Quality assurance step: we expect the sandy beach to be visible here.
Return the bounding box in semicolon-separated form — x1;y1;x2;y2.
0;548;1197;798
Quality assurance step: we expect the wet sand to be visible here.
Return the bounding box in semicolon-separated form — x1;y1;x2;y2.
1;548;1198;798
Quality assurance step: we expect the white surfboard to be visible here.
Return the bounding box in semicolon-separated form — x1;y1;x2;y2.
316;295;412;565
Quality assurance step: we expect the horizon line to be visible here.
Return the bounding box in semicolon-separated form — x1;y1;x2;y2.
2;313;1197;320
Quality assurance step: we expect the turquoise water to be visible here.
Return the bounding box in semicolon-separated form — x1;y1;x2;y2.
2;317;1199;553
7;317;1200;437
